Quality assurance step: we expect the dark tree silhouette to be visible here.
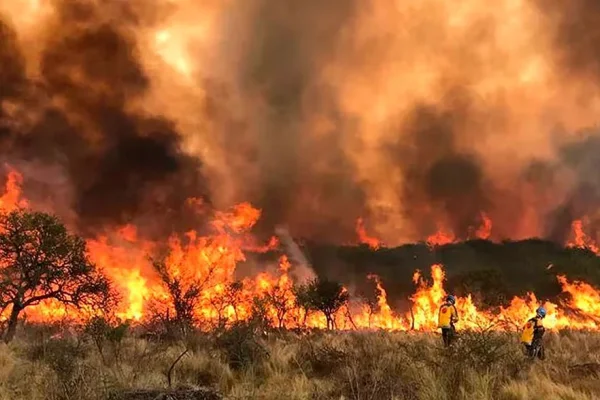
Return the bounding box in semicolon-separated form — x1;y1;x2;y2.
0;210;112;342
297;278;349;330
264;283;295;329
152;260;201;331
151;257;219;333
209;281;243;328
243;238;600;311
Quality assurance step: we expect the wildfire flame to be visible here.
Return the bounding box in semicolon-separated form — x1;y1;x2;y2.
2;170;600;332
356;217;381;250
475;212;492;240
0;167;29;212
567;219;600;255
426;228;456;248
426;212;493;248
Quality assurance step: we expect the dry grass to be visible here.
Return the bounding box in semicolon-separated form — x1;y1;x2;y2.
0;326;599;400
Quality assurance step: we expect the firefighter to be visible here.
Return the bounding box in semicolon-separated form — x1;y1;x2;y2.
438;294;459;346
521;306;546;360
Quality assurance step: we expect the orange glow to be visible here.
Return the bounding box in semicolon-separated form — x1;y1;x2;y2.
426;227;456;247
0;168;28;212
427;214;493;247
356;217;381;249
475;212;492;240
567;219;600;255
1;171;600;332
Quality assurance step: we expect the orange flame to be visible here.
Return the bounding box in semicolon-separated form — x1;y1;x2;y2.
426;227;456;247
356;217;381;250
0;168;28;212
427;214;493;247
474;212;492;240
1;171;600;333
567;219;600;255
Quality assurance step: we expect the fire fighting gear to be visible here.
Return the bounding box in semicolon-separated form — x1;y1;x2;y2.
438;301;459;329
446;294;456;305
442;326;455;347
536;306;546;318
521;315;545;346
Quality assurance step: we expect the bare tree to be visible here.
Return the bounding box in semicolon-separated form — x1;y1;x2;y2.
264;283;294;329
151;257;219;333
360;295;379;329
209;281;242;329
0;210;113;343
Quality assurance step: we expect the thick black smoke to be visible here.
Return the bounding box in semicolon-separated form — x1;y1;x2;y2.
2;0;600;248
386;97;493;239
222;0;366;242
0;19;24;101
0;2;210;236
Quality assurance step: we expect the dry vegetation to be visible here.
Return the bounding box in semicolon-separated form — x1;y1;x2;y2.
0;322;599;400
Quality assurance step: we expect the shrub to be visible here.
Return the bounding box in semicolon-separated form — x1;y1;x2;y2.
215;321;269;371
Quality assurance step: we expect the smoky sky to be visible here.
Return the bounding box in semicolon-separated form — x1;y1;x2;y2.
546;133;600;243
0;2;210;236
385;96;493;239
1;0;600;245
221;0;366;242
539;0;600;84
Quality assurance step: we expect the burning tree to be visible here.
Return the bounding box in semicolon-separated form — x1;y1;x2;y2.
297;278;349;330
264;282;295;329
0;210;112;342
151;259;203;334
151;255;221;334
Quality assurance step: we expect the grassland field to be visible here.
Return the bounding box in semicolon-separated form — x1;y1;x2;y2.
1;323;600;400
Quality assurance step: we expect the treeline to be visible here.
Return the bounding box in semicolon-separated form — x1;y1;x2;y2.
245;239;600;309
0;209;354;341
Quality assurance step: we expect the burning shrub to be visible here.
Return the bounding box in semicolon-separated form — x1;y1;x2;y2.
151;259;204;334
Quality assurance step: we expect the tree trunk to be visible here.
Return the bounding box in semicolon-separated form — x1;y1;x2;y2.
326;314;333;330
4;301;22;343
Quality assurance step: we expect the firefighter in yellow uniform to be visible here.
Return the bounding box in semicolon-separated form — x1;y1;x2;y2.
521;306;546;360
438;295;459;346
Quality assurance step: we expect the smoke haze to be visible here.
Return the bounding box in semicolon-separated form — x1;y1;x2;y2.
1;0;600;245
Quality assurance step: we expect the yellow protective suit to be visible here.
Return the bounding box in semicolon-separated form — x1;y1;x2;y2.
521;317;543;345
438;303;458;329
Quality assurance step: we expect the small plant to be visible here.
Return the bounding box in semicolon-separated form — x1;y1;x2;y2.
295;338;348;378
83;316;129;365
23;336;93;399
215;320;269;371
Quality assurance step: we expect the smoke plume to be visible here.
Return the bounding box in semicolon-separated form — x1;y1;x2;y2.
1;0;600;246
